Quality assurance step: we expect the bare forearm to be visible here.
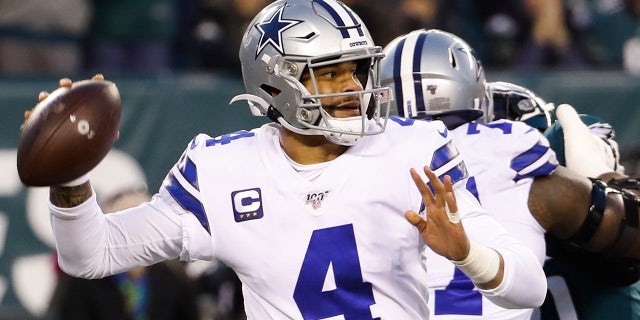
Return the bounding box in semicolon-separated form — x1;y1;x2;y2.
50;182;93;207
533;168;640;260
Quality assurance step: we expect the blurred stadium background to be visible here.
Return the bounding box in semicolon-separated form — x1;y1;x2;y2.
2;0;640;318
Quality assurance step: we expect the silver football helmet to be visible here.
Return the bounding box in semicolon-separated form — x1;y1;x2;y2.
489;81;555;131
230;0;390;146
379;29;492;125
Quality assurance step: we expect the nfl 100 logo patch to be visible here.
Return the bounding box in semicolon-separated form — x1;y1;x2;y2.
305;190;330;210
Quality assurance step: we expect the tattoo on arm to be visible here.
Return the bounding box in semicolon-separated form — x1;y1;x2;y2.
50;183;93;207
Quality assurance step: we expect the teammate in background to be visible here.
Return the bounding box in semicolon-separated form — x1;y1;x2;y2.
30;1;547;318
490;81;640;320
379;28;640;319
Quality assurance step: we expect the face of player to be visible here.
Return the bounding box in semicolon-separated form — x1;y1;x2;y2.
300;61;363;119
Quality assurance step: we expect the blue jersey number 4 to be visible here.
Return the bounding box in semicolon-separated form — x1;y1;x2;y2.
435;268;483;315
294;224;379;320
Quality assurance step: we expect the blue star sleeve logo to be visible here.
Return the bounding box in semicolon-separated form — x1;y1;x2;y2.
255;5;302;57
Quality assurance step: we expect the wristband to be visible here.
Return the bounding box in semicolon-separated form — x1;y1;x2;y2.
59;173;90;187
451;242;500;284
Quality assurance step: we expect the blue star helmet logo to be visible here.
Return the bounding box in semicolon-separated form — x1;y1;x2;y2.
255;5;302;57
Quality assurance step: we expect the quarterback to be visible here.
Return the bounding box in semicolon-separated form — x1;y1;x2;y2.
40;1;546;319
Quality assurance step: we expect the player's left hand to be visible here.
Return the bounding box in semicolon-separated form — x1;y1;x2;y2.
405;166;470;261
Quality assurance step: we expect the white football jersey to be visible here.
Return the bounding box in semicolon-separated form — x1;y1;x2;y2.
158;118;507;319
50;117;546;319
426;119;558;320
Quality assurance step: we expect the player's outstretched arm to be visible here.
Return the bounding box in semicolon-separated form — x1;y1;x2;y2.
530;166;640;258
29;76;183;279
537;104;640;260
405;166;504;290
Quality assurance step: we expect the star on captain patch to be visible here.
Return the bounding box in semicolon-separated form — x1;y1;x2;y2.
255;5;302;57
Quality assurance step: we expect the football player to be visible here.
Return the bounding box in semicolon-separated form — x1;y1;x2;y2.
491;81;640;320
38;1;547;318
380;28;640;319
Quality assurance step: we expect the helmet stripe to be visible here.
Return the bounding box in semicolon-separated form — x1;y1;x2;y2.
315;0;364;38
412;32;427;114
391;37;406;117
336;1;365;37
397;31;422;118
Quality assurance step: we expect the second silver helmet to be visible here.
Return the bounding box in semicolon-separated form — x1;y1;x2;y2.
380;29;492;125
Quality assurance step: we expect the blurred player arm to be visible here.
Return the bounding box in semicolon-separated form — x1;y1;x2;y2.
532;104;640;260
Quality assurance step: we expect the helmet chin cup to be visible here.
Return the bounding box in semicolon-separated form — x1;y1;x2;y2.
318;108;368;146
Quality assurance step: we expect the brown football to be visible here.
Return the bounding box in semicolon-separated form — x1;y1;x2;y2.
17;80;121;186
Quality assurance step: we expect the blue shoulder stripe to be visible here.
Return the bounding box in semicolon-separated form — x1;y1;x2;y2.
511;143;549;171
430;141;460;171
425;141;468;193
511;142;557;181
163;171;210;234
177;153;199;190
419;162;470;218
514;161;557;182
440;162;468;186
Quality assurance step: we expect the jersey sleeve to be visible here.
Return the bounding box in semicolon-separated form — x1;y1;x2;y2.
427;119;470;189
159;133;215;261
458;190;548;309
404;119;472;216
50;190;184;279
508;121;559;181
428;121;548;309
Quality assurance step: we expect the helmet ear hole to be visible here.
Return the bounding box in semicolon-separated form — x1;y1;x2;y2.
448;49;457;69
260;84;281;98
